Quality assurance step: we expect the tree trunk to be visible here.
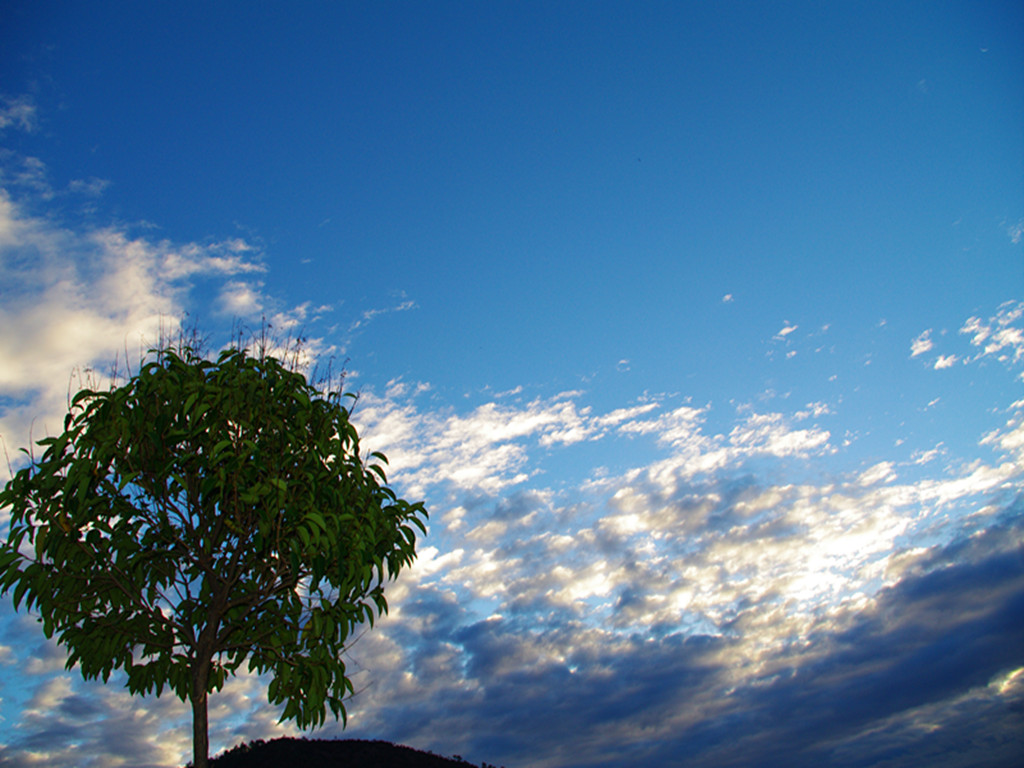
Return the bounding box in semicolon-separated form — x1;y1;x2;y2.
191;661;211;768
192;599;225;768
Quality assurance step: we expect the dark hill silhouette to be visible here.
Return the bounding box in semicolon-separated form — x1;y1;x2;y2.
201;737;506;768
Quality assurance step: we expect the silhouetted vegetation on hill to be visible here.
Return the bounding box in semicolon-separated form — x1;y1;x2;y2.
202;737;506;768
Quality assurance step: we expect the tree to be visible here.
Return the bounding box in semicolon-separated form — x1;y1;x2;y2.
0;342;427;768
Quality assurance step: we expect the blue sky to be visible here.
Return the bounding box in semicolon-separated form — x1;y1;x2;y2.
1;2;1022;766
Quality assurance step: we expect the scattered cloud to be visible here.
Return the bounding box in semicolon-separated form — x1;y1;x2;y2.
66;177;111;197
909;302;1024;381
269;301;333;332
794;401;831;420
347;296;418;333
775;322;798;339
910;329;934;357
911;444;945;465
1008;219;1023;245
355;389;606;496
0;95;36;133
960;301;1024;367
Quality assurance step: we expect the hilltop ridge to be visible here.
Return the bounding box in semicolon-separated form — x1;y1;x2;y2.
202;737;506;768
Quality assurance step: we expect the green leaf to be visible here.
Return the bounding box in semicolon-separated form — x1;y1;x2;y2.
11;577;31;611
306;512;326;534
211;439;233;456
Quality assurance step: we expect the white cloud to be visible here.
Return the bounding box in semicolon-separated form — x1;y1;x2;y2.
356;392;593;495
345;342;1023;686
23;674;75;714
0;181;266;477
911;444;945;465
218;279;266;315
596;402;660;427
617;403;707;448
911;329;934;357
357;389;676;497
794;401;831;420
0;94;36;133
157;236;262;280
775;323;798;339
347;296;418;333
909;302;1024;381
960;301;1024;366
1008;219;1023;245
66;177;111;197
269;300;332;331
729;410;831;457
355;383;841;517
859;461;897;486
980;403;1024;459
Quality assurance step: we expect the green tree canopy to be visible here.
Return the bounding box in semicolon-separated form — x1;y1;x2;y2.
0;343;427;768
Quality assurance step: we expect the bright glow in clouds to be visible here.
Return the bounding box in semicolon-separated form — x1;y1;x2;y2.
0;191;266;471
1;4;1022;767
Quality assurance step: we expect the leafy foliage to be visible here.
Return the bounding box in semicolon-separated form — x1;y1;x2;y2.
0;343;426;765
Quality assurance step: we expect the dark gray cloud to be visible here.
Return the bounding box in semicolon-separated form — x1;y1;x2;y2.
676;524;1024;767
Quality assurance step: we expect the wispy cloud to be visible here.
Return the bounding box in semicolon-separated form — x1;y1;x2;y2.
1007;218;1023;245
775;322;798;339
347;296;418;333
354;387;613;496
0;95;36;133
355;387;835;501
910;329;934;357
